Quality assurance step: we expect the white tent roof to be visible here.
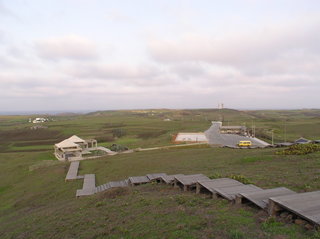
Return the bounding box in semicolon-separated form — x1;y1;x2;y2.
55;139;79;148
68;135;85;143
55;135;85;148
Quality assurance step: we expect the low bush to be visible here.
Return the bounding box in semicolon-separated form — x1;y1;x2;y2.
276;144;320;155
110;144;128;152
209;173;222;179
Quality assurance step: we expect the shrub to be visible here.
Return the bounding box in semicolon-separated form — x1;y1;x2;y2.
110;144;128;152
209;173;222;179
276;144;320;155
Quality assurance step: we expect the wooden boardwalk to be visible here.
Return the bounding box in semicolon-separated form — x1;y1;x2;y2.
269;191;320;226
95;179;129;193
158;174;184;184
65;161;320;227
65;161;82;181
146;173;167;181
237;187;296;209
76;174;96;197
174;174;210;191
128;176;150;186
213;184;263;201
196;178;243;196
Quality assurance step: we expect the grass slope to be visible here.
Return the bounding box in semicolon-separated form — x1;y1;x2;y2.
1;109;320;238
1;147;320;238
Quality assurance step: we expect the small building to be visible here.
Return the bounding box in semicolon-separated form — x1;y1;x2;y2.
54;135;97;161
174;133;208;143
295;137;312;144
32;117;48;123
220;125;247;135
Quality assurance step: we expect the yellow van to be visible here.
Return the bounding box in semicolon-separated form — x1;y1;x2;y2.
238;141;252;147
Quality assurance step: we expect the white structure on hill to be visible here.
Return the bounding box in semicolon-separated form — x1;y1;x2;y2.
54;135;97;161
32;117;48;123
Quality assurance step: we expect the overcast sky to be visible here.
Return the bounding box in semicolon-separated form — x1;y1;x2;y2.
0;0;319;112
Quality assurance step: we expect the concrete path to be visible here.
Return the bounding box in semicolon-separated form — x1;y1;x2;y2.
65;161;83;181
136;143;208;152
205;122;269;147
95;146;117;155
76;174;96;197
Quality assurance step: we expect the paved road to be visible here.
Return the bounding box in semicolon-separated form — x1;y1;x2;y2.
205;122;269;147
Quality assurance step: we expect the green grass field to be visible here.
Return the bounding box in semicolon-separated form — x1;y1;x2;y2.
0;109;320;238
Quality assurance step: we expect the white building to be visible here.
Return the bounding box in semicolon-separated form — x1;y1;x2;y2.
32;118;48;123
54;135;97;161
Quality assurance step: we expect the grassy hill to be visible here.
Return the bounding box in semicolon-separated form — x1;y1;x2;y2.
0;109;320;238
0;108;319;152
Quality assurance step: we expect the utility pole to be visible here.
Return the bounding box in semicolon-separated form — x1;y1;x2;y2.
251;119;254;137
284;120;287;142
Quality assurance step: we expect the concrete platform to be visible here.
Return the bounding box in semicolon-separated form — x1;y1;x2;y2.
65;161;81;181
76;174;96;197
237;187;296;209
